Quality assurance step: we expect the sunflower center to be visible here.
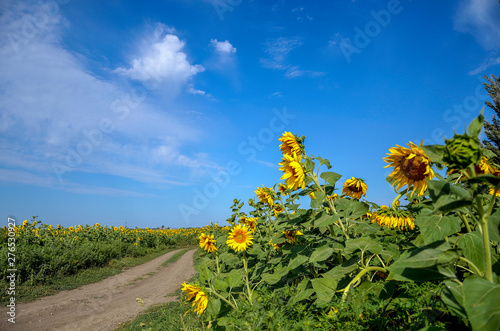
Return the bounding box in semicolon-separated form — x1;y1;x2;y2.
402;156;427;181
235;233;244;243
348;185;362;193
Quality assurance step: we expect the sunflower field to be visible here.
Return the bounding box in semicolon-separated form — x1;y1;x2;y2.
182;111;500;330
0;219;204;292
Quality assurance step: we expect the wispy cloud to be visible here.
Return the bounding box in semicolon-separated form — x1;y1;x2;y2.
454;0;500;51
261;37;324;78
469;53;500;75
0;2;220;195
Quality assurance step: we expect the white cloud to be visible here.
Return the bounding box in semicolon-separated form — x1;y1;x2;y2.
0;2;219;195
210;39;236;54
454;0;500;50
115;32;204;86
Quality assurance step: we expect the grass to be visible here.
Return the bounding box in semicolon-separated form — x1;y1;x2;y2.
116;249;205;331
1;245;196;304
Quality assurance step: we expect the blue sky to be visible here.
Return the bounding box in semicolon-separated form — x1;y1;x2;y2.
1;0;500;229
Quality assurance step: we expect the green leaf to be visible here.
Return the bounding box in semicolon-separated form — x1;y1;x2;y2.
421;145;445;164
320;171;342;186
288;254;309;271
467;108;484;138
311;276;338;303
344;237;383;255
219;252;240;267
309;244;335;263
226;270;243;289
198;262;211;284
457;231;485;273
316;156;332;169
261;272;283;285
214;279;229;292
386;240;459;282
247;243;265;258
415;214;462;245
314;212;339;229
290;288;315;305
310;191;326;209
206;298;221;319
323;256;359;281
465;174;500;188
463;275;500;331
441;280;467;320
487;209;500;243
426;179;472;201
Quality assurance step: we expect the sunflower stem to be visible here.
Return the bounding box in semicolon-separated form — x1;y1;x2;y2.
242;253;253;305
391;190;406;209
208;287;238;310
215;254;220;274
458;256;484;277
458;212;472;233
308;170;349;238
341;266;386;302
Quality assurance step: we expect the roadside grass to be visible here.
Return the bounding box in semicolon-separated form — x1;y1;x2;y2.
1;245;196;305
116;249;205;331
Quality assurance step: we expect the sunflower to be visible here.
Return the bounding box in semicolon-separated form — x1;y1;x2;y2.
239;216;258;232
273;205;284;216
489;187;500;197
199;233;217;253
477;157;496;175
371;208;415;231
181;283;208;315
279;132;302;158
342;177;367;199
384;141;435;196
226;224;253;252
284;230;303;244
327;193;338;201
278;183;288;195
279;154;306;191
309;192;316;200
255;186;275;207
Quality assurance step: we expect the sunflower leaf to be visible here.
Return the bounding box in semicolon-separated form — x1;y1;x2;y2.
465;174;500;187
467;107;484;138
309;243;335;263
310;191;326;209
441;280;467;320
288;254;309;271
386;240;459;282
415;214;462;245
487;209;500;243
463;275;500;331
311;276;338;303
456;231;485;273
320;171;342;186
421;145;445;164
316;156;332;169
344;237;383;255
426;179;472;201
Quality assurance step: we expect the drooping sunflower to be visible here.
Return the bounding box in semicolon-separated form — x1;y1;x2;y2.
279;154;306;191
255;186;275;207
278;183;288;195
199;233;217;253
384;141;435;196
284;230;303;244
342;177;367;199
371;208;415;231
226;224;253;252
477;157;497;175
181;283;208;315
239;216;258;232
279;132;303;158
273;205;284;216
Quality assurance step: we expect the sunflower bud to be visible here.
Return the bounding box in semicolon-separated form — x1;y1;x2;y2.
443;133;482;171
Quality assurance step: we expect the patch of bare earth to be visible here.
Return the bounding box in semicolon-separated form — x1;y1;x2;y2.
1;249;196;331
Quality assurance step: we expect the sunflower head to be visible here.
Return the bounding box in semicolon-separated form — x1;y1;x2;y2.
279;154;306;191
279;132;303;158
278;183;288;195
284;230;303;244
199;233;217;253
181;283;208;315
371;208;415;231
255;186;275;207
384;141;435;196
239;216;258;232
226;224;253;252
342;177;367;199
443;133;482;171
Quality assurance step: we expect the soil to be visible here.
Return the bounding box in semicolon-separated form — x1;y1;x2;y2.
1;248;196;331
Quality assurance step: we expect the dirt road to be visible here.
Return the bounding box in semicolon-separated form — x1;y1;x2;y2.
1;248;196;331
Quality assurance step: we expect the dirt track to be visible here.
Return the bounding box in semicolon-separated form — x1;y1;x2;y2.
1;249;196;331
